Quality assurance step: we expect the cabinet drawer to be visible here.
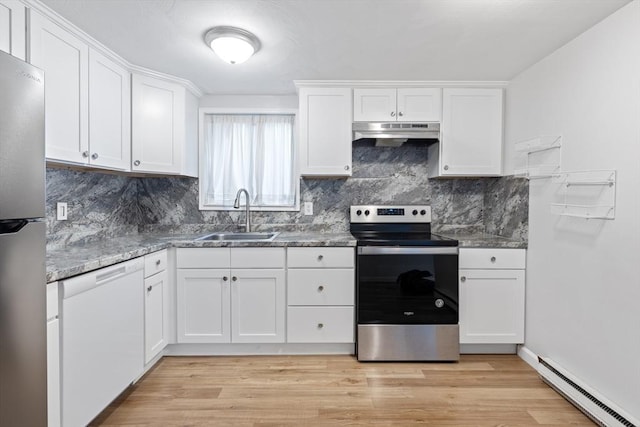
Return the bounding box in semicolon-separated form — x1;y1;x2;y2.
287;247;354;268
177;248;230;269
288;269;354;306
459;248;525;269
144;249;167;277
287;307;354;343
231;248;285;269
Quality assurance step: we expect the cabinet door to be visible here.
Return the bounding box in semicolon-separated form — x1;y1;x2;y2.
29;11;89;164
440;88;503;176
131;74;184;174
397;88;442;122
144;270;168;363
231;269;285;343
0;0;25;59
353;88;397;122
299;87;352;176
459;269;525;344
46;282;60;427
47;318;60;427
88;48;130;170
176;269;230;343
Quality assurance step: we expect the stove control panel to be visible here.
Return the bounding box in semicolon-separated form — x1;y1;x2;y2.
350;205;432;223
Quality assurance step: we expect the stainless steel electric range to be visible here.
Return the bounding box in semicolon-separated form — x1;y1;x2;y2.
350;205;460;361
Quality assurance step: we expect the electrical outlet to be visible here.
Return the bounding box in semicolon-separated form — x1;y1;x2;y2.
303;201;313;215
56;202;68;220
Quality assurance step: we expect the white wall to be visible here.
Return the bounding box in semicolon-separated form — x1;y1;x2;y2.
505;1;640;419
199;94;298;109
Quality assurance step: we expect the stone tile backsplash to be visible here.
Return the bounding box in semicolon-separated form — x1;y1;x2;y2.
46;140;528;248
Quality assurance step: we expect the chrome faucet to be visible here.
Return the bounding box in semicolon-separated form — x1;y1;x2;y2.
233;188;251;232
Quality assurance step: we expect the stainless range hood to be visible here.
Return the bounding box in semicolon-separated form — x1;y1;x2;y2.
353;122;440;147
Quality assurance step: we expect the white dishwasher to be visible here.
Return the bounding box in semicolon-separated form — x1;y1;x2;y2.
61;258;144;427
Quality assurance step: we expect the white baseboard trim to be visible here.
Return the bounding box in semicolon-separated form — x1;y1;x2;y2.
460;343;517;354
517;345;538;369
165;343;355;356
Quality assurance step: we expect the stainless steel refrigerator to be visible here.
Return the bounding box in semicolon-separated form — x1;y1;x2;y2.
0;51;47;426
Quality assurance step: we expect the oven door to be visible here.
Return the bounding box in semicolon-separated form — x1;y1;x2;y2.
357;246;459;325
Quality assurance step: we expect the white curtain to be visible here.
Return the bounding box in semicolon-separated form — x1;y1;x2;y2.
202;114;295;208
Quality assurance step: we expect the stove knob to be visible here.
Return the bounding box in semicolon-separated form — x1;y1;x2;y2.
364;210;370;216
420;209;426;215
412;209;418;216
356;209;362;216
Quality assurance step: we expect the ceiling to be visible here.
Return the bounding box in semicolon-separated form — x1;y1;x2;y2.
40;0;630;95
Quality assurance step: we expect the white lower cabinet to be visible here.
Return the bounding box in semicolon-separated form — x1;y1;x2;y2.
144;250;169;363
176;248;286;344
459;248;526;344
46;282;60;427
286;247;355;343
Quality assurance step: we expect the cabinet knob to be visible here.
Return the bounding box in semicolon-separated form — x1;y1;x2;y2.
134;160;141;166
490;256;497;263
318;285;324;292
232;276;238;282
91;153;99;160
155;259;161;266
398;111;404;117
147;285;153;292
390;111;396;117
344;165;350;171
317;323;324;329
444;165;449;171
317;255;324;261
223;276;229;282
82;151;89;158
460;276;466;283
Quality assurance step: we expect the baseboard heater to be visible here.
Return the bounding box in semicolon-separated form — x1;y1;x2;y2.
537;357;638;427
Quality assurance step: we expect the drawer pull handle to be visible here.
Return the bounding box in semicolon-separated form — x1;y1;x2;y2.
317;255;324;261
490;256;497;263
223;276;229;282
318;285;324;292
147;285;153;292
155;259;161;266
317;323;324;329
460;276;466;283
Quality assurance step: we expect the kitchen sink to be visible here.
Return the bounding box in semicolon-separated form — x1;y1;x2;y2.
195;232;279;241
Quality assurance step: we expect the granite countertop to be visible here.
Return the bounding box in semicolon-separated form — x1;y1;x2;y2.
46;231;526;283
437;232;528;250
46;232;357;283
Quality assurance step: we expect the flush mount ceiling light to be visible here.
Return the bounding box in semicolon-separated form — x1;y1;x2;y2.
204;26;261;65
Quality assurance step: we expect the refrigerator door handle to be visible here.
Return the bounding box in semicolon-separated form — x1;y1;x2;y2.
0;219;28;235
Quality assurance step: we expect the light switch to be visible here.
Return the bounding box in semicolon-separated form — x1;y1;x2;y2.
56;202;68;220
303;202;313;215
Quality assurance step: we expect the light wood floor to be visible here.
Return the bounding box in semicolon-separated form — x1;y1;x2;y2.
91;354;594;426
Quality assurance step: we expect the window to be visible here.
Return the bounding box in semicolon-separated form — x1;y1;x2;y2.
199;110;298;211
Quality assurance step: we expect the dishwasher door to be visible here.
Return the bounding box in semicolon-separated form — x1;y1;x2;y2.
61;258;144;427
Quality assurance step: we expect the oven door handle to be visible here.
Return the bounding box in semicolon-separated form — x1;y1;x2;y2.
358;246;459;255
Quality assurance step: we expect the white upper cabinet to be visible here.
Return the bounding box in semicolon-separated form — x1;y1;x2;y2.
29;11;89;165
353;88;396;122
30;12;132;171
298;87;353;177
0;0;25;59
353;88;442;122
88;48;130;170
429;88;503;177
131;74;198;176
28;7;200;175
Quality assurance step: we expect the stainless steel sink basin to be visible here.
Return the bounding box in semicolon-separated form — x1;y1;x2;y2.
195;232;279;242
